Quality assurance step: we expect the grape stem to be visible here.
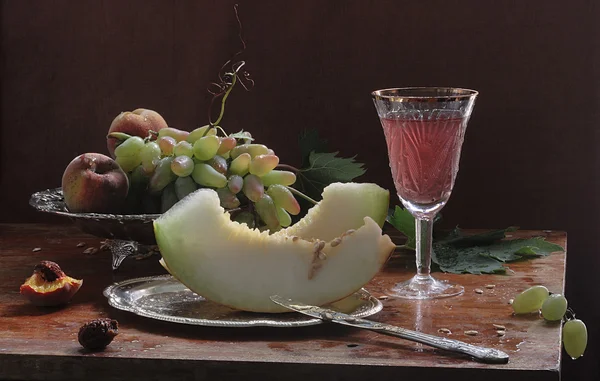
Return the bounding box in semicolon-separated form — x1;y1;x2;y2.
276;164;301;173
286;186;318;205
210;73;237;129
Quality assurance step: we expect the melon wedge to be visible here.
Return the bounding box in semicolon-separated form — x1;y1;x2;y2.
154;183;395;313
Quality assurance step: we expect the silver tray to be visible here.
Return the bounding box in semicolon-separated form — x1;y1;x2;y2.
103;275;383;328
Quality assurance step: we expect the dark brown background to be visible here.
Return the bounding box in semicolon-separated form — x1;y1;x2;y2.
1;1;598;379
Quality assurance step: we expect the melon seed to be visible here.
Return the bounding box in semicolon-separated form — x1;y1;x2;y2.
474;289;484;294
485;284;496;289
497;330;506;337
464;330;479;336
330;237;342;247
493;324;506;330
292;236;299;242
317;251;327;260
32;247;42;252
76;242;86;247
83;247;98;255
438;328;452;334
314;241;325;252
345;229;356;236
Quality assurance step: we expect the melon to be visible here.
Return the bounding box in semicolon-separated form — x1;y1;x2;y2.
154;182;395;313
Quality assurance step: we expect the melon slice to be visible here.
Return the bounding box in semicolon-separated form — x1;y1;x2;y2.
154;183;395;313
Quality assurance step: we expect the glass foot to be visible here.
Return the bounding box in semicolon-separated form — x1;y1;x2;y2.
385;275;464;300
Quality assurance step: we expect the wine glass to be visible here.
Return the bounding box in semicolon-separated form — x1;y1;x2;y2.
372;87;478;299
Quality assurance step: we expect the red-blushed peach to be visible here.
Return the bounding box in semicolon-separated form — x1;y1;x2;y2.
61;153;129;214
106;108;168;158
20;261;83;307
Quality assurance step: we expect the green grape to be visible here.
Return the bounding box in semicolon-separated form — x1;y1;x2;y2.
186;125;210;144
174;176;197;200
276;207;292;227
230;144;269;159
512;285;549;314
216;188;241;209
229;153;251;176
254;194;280;230
158;127;190;142
193;135;220;161
158;136;177;156
192;163;228;188
249;154;280;177
160;183;179;213
173;141;194;157
260;170;297;187
149;157;176;193
140;141;161;173
171;156;194;177
116;154;142;173
266;184;301;215
114;136;145;158
207;155;228;175
242;174;265;202
217;136;237;155
541;294;568;321
233;211;255;229
228;175;244;194
562;319;587;359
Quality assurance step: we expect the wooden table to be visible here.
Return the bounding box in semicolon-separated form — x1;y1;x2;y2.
0;224;566;381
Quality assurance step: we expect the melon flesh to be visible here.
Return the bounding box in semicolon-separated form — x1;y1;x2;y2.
276;182;389;242
154;183;395;313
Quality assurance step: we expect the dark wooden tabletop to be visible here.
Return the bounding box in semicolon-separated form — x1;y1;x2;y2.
0;224;566;381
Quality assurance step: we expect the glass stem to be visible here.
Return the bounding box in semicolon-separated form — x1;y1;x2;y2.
415;216;434;281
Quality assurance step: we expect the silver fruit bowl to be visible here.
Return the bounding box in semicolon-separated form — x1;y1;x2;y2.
30;188;160;270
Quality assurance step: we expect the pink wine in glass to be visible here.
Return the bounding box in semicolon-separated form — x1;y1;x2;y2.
381;112;467;211
373;87;477;299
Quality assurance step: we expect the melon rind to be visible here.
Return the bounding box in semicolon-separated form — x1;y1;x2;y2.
154;184;395;313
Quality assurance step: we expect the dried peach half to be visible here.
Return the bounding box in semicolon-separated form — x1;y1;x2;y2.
20;261;83;306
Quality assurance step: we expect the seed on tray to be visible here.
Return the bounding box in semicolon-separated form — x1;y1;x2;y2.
32;247;42;252
474;289;484;294
438;328;452;334
493;324;506;330
464;330;479;336
76;242;86;247
497;330;506;337
378;295;389;300
485;284;496;289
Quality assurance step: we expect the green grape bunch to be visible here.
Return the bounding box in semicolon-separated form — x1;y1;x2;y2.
110;125;303;233
511;286;587;360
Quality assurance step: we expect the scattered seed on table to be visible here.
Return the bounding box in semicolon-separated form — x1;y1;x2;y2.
464;330;479;336
438;328;452;334
474;289;484;294
32;247;41;252
485;284;496;289
508;299;514;305
497;330;506;337
76;242;86;248
83;247;98;255
493;324;506;330
378;295;389;300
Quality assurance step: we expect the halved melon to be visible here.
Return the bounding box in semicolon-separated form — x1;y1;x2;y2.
154;183;395;313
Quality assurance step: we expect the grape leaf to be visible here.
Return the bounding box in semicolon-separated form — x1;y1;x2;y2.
298;129;328;167
386;207;564;274
296;151;366;201
387;206;416;249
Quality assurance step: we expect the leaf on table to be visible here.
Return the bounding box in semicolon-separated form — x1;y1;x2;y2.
296;151;366;201
435;226;519;247
432;244;508;274
387;206;416;249
433;236;565;274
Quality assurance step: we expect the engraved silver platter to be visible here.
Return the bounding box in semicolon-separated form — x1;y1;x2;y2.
103;275;383;328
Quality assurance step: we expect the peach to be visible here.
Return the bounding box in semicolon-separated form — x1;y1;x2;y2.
106;108;168;158
62;153;129;214
20;261;83;307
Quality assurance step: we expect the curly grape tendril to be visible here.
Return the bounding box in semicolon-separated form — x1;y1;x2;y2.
207;4;255;131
